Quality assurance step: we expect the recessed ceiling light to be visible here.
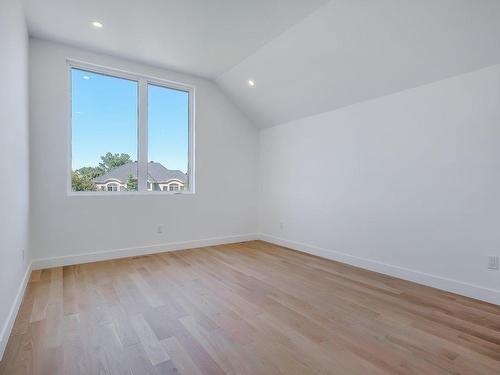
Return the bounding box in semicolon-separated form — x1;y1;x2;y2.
83;76;90;80
248;79;255;87
91;21;103;28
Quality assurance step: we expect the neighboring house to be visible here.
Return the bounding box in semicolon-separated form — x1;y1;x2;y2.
93;161;187;191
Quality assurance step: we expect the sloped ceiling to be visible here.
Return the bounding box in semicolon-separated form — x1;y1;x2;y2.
217;0;500;127
22;0;329;78
23;0;500;128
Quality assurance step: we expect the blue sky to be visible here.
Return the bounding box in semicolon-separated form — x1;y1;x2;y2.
71;68;189;172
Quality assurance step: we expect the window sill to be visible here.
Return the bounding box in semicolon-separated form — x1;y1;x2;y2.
67;191;195;197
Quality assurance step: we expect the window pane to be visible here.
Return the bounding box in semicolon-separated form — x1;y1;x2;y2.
71;68;138;192
147;84;189;192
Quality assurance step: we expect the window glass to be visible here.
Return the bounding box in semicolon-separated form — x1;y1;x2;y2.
71;68;138;192
148;84;189;192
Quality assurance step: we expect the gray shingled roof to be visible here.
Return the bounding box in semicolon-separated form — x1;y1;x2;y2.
93;162;187;183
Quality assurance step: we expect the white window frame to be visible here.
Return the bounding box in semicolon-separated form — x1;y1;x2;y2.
67;59;195;196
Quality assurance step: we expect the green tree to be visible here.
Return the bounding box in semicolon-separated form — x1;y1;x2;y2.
99;152;131;173
76;166;103;179
126;173;137;191
71;171;97;191
182;176;189;191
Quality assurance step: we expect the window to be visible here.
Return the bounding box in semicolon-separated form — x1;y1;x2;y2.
70;61;194;194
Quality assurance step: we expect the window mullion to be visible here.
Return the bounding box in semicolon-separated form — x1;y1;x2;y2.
138;79;148;192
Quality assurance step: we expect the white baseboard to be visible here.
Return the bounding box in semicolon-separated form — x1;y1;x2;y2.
0;262;32;360
31;234;258;270
258;233;500;306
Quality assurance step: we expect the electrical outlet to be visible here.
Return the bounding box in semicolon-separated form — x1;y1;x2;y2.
487;256;499;270
279;222;284;231
157;225;164;234
22;249;25;260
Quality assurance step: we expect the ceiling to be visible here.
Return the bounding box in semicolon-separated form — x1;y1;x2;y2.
23;0;500;128
217;0;500;127
22;0;329;78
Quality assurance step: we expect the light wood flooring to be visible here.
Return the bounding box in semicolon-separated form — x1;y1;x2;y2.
1;241;499;374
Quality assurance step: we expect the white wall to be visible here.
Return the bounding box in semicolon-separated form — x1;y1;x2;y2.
259;65;500;304
0;0;31;358
29;39;259;266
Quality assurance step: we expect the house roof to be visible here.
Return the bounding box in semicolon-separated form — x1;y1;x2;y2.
93;162;187;184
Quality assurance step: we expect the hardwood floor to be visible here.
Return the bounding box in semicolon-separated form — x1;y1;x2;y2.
1;241;499;374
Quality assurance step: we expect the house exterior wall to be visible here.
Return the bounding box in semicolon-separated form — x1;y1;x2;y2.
94;179;185;192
